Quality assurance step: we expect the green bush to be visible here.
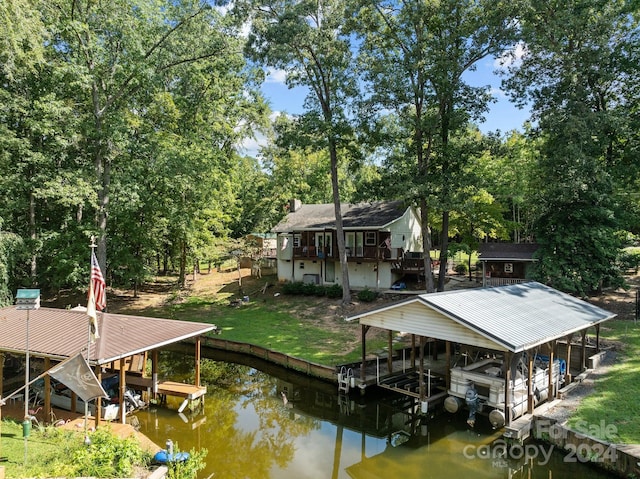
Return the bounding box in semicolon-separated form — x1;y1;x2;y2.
325;283;343;298
166;444;208;479
620;250;640;273
282;281;343;298
454;263;468;275
302;281;318;296
282;281;306;295
70;426;149;478
357;288;378;302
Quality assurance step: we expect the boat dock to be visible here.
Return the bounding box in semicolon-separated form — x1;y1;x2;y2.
124;375;206;412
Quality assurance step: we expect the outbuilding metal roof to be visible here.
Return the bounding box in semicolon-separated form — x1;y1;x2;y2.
477;242;539;261
0;307;216;365
348;282;616;353
271;200;409;232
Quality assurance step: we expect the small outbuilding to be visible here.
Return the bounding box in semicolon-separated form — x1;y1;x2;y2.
477;242;539;287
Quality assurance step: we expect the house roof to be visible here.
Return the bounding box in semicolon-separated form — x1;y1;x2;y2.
347;282;615;353
271;200;410;233
0;307;216;366
478;243;539;261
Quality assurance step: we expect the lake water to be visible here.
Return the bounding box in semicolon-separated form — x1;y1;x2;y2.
135;356;616;479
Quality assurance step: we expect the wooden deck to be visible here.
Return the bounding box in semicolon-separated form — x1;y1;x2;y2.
156;381;206;400
124;375;207;406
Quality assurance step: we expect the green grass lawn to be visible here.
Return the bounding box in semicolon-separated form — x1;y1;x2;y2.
124;283;386;366
567;319;640;443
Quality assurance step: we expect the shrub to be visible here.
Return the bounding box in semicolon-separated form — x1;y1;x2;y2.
357;288;378;302
325;284;343;298
454;263;468;275
282;281;343;298
166;444;208;479
620;250;640;273
282;281;306;295
70;426;148;478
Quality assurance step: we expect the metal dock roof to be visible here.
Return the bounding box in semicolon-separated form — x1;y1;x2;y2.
348;282;616;352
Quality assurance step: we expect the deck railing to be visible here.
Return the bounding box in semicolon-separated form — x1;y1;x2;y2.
292;246;403;260
484;278;529;287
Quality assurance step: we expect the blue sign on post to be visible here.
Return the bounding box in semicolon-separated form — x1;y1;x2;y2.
16;289;40;310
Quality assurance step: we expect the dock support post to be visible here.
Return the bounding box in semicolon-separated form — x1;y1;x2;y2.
580;330;587;371
152;350;158;400
504;351;512;427
548;347;555;400
445;341;451;391
411;335;416;369
361;326;369;383
419;336;425;402
195;336;201;388
43;357;51;424
120;358;126;424
387;330;393;374
527;352;534;414
565;334;573;384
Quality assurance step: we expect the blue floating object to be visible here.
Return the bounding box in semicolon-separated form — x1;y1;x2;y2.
153;450;190;464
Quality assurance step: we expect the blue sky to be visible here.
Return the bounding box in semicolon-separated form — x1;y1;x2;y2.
241;51;531;156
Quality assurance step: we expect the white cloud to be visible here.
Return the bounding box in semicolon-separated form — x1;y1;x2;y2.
494;42;528;70
265;67;288;84
489;86;506;99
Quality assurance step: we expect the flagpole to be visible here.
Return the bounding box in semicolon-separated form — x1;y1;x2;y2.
85;237;97;442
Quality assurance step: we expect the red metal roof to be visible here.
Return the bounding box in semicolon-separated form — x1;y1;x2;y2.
0;306;216;365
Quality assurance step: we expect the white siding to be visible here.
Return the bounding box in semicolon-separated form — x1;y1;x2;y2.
387;207;423;253
359;301;505;351
346;262;396;290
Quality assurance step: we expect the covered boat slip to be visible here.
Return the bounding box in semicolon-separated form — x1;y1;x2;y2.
346;282;616;428
0;306;216;426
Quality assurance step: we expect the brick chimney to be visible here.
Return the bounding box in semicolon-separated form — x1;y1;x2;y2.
290;199;302;212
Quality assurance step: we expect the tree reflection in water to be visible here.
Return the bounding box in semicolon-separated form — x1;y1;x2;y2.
139;352;319;479
134;352;618;479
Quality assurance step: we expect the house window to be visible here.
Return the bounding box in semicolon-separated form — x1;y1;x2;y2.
365;232;376;246
504;263;513;273
315;232;332;257
293;234;301;248
345;232;355;257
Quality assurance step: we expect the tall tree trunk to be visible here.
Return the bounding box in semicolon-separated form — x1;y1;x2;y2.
179;237;187;288
437;211;449;291
420;198;435;293
329;137;351;304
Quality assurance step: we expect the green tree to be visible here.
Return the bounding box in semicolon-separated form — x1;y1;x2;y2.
50;0;243;275
352;0;518;292
503;0;638;295
238;0;357;304
0;0;47;79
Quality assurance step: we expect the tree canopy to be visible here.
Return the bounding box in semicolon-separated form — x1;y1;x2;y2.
0;0;638;304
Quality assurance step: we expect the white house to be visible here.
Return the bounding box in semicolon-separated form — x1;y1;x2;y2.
271;200;423;290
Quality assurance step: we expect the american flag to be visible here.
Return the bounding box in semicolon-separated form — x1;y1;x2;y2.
87;251;106;342
91;251;106;311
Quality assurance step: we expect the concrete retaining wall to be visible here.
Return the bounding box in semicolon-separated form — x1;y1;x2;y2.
177;337;337;382
533;416;640;478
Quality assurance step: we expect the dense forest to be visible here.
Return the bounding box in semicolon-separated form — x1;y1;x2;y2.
1;0;638;305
